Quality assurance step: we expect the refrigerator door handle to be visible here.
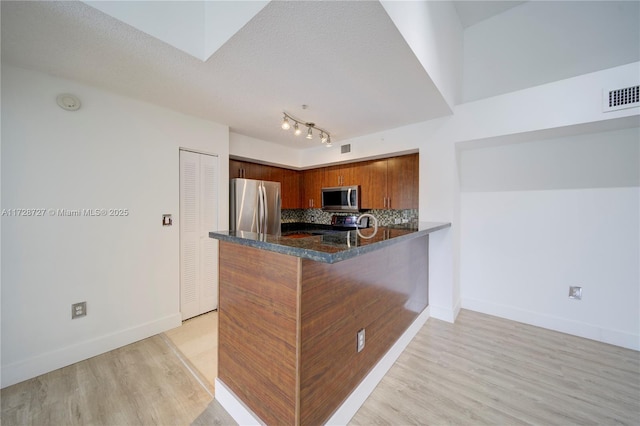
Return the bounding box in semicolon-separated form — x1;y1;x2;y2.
256;183;262;234
262;183;269;233
258;182;265;234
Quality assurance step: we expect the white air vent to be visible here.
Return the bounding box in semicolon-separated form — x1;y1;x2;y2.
603;85;639;112
341;144;351;154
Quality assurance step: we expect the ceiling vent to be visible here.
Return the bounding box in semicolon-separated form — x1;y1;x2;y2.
603;85;639;112
341;144;351;154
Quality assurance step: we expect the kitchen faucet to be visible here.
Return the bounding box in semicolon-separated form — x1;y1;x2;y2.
356;213;378;239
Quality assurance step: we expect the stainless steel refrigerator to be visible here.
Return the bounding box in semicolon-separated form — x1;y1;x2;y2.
230;178;281;235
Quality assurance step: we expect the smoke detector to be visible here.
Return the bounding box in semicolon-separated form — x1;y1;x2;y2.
56;94;81;111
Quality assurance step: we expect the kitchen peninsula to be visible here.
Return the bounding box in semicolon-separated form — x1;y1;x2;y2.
209;222;450;425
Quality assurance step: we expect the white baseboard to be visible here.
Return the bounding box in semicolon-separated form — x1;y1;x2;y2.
215;307;431;425
326;306;431;425
429;300;460;323
215;378;264;426
1;313;182;388
462;298;639;351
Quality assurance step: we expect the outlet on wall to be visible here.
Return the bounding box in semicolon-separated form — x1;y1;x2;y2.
357;328;365;352
72;301;87;319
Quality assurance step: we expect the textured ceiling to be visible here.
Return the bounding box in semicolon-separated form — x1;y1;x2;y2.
11;1;606;151
1;1;453;149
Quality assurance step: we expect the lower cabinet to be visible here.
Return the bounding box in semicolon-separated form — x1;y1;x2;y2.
218;235;428;425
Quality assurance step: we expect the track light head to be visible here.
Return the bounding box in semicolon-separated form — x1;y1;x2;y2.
281;116;290;130
294;122;301;136
306;127;313;139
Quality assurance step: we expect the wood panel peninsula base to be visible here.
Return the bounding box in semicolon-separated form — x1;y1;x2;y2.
209;222;450;425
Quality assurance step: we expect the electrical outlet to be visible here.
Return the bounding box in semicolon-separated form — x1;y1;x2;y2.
569;286;582;300
357;328;365;352
72;301;87;319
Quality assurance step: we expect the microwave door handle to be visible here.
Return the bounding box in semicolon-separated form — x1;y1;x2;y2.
347;188;352;208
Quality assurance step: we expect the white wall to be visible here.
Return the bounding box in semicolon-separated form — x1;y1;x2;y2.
1;66;230;387
463;1;640;102
229;132;301;168
460;128;640;192
381;0;463;107
459;128;640;350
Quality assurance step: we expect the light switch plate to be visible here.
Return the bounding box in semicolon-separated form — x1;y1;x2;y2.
569;286;582;300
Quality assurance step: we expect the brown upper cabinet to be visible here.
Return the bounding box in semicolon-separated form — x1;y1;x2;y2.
229;152;418;211
387;154;419;209
360;159;387;209
302;168;324;209
280;168;301;209
361;154;418;210
324;163;361;187
229;159;266;180
229;160;301;209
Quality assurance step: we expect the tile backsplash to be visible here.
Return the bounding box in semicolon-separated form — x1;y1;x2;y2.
282;209;418;227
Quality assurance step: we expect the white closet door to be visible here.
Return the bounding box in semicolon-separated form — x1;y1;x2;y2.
180;150;218;320
199;154;218;313
180;151;200;320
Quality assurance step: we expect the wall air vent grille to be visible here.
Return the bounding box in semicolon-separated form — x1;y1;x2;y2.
603;85;639;112
341;144;351;154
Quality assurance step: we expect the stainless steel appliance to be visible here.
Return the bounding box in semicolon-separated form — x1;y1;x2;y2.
230;178;281;235
323;214;376;246
330;214;370;229
321;185;360;212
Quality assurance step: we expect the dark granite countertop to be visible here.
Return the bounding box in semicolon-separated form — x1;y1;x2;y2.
209;221;451;264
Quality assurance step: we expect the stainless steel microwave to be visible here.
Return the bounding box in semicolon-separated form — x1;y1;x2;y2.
321;185;360;212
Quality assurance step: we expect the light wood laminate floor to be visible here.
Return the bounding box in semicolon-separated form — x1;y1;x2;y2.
2;310;638;425
164;311;218;395
0;333;234;426
350;310;640;425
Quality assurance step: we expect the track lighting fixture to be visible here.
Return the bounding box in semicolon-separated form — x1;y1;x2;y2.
326;136;332;148
280;112;332;146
